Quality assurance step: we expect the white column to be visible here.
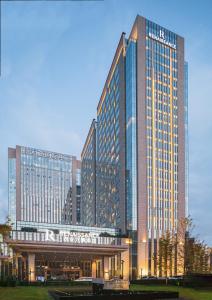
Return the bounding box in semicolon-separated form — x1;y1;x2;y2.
104;257;109;280
114;255;117;276
28;254;35;281
13;254;19;278
137;238;148;277
109;257;112;277
121;239;130;281
92;260;96;278
100;259;104;278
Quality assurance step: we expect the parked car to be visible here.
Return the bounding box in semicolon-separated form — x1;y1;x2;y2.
75;277;93;282
168;276;183;280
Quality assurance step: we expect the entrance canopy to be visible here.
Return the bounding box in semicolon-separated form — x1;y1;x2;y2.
4;230;129;281
6;230;128;256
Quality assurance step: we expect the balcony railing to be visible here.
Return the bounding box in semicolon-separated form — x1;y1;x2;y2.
8;230;123;247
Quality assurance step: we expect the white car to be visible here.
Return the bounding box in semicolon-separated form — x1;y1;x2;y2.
75;277;93;282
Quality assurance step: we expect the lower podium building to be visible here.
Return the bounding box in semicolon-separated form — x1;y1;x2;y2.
5;225;129;281
4;145;129;281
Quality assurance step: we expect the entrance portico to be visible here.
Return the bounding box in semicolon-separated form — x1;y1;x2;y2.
6;230;129;282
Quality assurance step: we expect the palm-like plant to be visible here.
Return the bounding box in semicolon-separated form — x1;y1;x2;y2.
0;216;13;238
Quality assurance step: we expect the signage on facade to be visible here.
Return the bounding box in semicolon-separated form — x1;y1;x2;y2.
45;229;101;244
21;147;72;162
148;29;176;49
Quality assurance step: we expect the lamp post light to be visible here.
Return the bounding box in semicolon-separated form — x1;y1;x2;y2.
125;238;132;245
141;239;147;278
121;260;124;279
29;268;31;284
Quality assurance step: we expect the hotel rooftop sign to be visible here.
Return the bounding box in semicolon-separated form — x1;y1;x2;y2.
148;29;176;50
21;146;72;162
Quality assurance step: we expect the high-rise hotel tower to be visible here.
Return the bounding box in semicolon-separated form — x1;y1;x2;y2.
81;15;188;278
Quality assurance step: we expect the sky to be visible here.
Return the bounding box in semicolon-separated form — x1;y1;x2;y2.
0;0;212;244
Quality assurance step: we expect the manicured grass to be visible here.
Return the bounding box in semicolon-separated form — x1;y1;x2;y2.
130;284;212;300
0;284;212;300
0;286;50;300
0;285;91;300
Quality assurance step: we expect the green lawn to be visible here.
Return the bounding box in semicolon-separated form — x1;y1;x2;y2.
131;284;212;300
0;286;50;300
0;284;212;300
0;285;91;300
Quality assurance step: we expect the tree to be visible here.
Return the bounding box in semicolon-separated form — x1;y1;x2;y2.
176;216;210;275
0;216;12;238
157;230;175;277
156;216;210;276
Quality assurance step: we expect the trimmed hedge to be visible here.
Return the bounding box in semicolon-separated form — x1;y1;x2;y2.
0;280;17;287
183;274;212;287
0;280;92;287
130;279;182;286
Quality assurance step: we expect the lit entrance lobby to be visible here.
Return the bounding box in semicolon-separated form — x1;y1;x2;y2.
5;228;129;282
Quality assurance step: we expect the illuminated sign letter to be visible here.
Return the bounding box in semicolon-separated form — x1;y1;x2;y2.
159;30;165;39
45;230;55;242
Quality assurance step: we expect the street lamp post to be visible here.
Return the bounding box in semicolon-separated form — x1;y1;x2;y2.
29;268;31;284
121;260;124;279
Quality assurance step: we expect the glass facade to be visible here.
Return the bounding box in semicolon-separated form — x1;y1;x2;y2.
96;56;123;229
126;39;137;231
76;167;81;224
8;155;16;226
8;146;81;228
81;120;97;226
20;147;73;224
15;221;119;235
184;62;189;217
125;39;138;275
145;20;179;237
